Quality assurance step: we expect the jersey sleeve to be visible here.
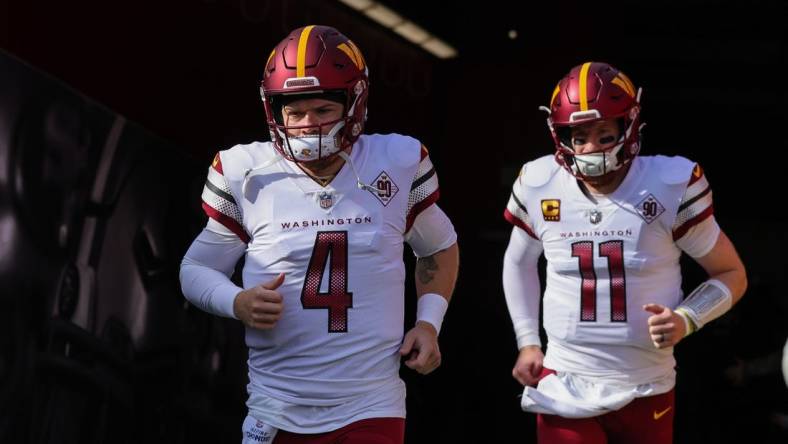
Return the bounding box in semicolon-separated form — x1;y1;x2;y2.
404;204;457;257
201;152;251;243
503;226;544;348
672;163;714;242
503;166;539;239
406;144;440;232
180;219;247;319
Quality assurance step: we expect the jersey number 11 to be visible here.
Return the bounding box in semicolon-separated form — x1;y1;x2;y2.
571;240;627;322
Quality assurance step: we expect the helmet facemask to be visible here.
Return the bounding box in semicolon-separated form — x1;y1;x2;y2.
554;114;640;184
265;91;352;163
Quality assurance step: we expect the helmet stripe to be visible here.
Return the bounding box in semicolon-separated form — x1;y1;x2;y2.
296;25;316;77
579;62;592;111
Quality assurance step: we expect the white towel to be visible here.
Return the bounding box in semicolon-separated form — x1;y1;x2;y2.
521;372;663;418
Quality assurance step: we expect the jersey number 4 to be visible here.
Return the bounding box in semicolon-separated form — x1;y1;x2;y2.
571;240;627;322
301;231;353;332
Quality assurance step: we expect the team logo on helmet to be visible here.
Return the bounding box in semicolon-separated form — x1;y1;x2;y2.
337;41;365;70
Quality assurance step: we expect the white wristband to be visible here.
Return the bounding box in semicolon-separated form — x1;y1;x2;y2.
417;293;449;334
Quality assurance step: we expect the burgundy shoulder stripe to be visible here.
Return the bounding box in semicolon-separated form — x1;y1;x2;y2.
202;202;250;243
406;189;439;232
504;208;538;240
672;206;714;241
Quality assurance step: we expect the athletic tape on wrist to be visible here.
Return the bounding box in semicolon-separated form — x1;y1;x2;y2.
675;279;732;332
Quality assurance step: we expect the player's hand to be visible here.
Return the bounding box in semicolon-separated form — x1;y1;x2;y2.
233;273;285;330
400;321;441;375
644;303;687;349
512;345;544;387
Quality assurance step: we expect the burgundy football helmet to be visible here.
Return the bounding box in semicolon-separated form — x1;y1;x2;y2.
542;62;643;183
260;25;369;163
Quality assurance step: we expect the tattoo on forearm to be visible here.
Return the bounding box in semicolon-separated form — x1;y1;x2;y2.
417;255;439;284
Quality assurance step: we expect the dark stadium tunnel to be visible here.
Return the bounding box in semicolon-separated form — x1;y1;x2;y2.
1;0;786;443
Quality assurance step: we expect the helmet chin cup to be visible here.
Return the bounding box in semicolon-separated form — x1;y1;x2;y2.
280;120;345;163
571;142;625;177
281;134;338;162
572;152;607;177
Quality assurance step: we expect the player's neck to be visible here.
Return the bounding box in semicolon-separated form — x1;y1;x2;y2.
297;148;351;186
580;163;632;196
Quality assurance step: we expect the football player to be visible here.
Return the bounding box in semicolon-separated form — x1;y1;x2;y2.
180;25;459;444
502;61;747;443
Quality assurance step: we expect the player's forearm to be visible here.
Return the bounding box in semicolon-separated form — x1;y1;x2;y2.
179;225;247;318
415;242;459;302
695;231;748;305
708;268;747;305
502;229;543;349
180;256;243;318
676;234;748;335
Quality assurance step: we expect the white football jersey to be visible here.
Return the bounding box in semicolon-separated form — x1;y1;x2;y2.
200;134;440;432
505;154;716;386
